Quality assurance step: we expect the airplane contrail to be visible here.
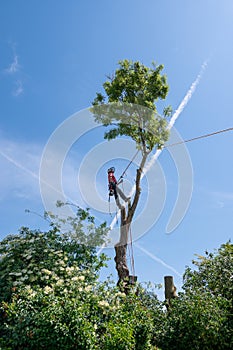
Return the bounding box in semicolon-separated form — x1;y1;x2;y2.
144;59;208;174
134;242;182;278
0;150;39;180
98;60;208;258
168;60;208;130
0;149;71;200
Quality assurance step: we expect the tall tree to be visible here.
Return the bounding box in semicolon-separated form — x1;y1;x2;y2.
92;59;171;287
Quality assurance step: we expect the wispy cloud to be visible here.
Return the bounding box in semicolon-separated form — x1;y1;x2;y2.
5;53;20;74
211;190;233;201
196;185;233;209
209;190;233;209
3;45;24;97
12;79;23;96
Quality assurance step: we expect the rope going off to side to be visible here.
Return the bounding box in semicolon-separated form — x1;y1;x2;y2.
118;126;233;279
118;126;233;182
164;126;233;148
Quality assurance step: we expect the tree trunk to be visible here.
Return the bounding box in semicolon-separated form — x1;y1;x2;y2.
114;153;148;288
114;207;130;285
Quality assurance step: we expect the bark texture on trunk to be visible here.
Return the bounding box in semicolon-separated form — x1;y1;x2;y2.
164;275;177;309
114;153;148;288
114;207;129;284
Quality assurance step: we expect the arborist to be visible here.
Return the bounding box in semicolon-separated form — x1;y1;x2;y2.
107;167;130;209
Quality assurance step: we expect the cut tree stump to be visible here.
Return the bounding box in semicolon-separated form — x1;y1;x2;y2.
164;275;177;309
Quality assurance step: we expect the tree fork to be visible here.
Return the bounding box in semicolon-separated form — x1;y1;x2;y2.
114;155;147;288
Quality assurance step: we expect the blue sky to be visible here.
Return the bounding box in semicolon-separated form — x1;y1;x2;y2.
1;0;233;297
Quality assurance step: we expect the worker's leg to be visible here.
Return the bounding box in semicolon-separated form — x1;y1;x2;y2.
111;183;118;200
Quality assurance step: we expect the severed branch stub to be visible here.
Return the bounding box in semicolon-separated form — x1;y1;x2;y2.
164;275;177;309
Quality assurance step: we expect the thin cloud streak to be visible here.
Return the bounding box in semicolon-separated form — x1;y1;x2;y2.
135;242;182;278
168;60;208;130
0;149;78;205
211;190;233;201
0;150;39;180
144;59;208;174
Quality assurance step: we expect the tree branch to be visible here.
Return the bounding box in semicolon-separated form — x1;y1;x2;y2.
127;152;148;223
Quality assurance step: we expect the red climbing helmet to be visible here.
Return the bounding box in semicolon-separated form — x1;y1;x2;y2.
107;167;115;173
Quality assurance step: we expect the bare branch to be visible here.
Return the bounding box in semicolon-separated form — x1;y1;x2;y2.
127;153;148;223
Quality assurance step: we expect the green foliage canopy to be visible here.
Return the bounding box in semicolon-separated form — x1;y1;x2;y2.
158;242;233;350
93;60;169;109
1;203;232;350
183;241;233;301
91;60;172;152
0;208;163;349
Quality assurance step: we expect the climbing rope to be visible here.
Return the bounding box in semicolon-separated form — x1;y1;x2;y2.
164;126;233;148
117;127;233;184
114;126;233;280
118;149;140;182
128;224;135;278
108;198;112;216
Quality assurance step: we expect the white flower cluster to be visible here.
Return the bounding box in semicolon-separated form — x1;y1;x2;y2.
98;300;109;308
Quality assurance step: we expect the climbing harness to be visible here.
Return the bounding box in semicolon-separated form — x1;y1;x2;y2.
108;184;115;197
107;150;139;207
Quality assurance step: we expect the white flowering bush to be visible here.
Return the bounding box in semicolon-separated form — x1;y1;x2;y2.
0;208;164;349
1;210;232;350
0;207;108;303
1;277;164;349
